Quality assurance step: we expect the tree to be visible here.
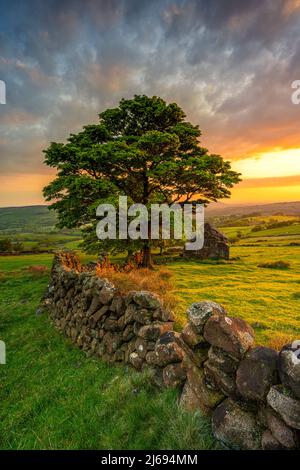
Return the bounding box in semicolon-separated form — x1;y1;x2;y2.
43;95;241;267
0;238;12;253
12;241;24;253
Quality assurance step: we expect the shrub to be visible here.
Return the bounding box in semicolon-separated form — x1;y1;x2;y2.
258;260;290;269
0;238;13;253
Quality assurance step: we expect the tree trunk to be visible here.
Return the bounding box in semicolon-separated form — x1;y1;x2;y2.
140;241;154;269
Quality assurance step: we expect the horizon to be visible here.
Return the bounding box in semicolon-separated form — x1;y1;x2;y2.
1;200;300;210
0;0;300;206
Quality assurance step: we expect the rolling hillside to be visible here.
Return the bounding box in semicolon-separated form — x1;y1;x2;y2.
206;201;300;217
0;205;57;233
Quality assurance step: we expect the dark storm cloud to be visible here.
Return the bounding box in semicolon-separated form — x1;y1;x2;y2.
0;0;300;175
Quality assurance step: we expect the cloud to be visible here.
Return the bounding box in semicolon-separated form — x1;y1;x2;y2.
0;0;300;203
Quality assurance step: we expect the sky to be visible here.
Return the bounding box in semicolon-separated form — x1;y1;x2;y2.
0;0;300;207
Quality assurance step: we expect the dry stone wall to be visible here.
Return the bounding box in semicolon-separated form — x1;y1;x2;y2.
40;252;300;450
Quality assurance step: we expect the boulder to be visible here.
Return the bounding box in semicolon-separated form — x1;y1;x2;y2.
212;398;262;450
133;308;153;325
184;357;224;411
145;351;160;366
264;407;298;449
278;342;300;399
122;325;134;341
236;347;279;401
204;361;236;397
204;314;255;358
267;385;300;430
138;322;173;341
162;363;186;388
133;291;161;309
187;301;226;333
129;352;143;370
90;305;108;326
180;323;206;349
102;332;123;355
204;346;239;396
87;295;102;316
124;340;136;363
103;318;121;331
153;308;175;322
261;430;284;450
99;285;115;305
124;303;137;324
192;343;210;365
207;346;240;375
135;338;148;359
154;338;185;366
110;296;124;316
179;381;208;413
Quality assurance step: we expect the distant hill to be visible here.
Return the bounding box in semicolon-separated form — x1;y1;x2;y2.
1;202;300;233
0;205;57;233
206;201;300;217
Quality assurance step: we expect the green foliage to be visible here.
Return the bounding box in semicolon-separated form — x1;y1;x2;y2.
0;238;24;254
43;95;241;261
0;238;12;252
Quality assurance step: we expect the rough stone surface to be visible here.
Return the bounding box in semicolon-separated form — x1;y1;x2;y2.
155;341;184;366
236;347;279;401
204;314;255;358
133;291;161;309
207;346;240;375
163;363;186;388
179;381;207;413
212;399;262;450
129;352;143;370
204;360;237;397
261;430;284;450
184;357;224;411
180;323;206;349
264;407;298;449
138;322;173;341
187;301;226;333
99;285;115;305
278;342;300;399
267;385;300;430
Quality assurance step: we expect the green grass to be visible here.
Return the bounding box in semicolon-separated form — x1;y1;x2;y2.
0;262;216;450
221;222;300;239
166;244;300;344
1;232;300;449
247;223;300;237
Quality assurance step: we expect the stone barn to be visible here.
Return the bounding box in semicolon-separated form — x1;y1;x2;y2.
183;222;229;260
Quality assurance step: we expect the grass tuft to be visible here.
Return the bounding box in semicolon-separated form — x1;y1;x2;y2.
258;260;290;269
96;265;178;311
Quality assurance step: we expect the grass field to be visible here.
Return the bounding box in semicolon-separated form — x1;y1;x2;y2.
166;244;300;345
0;263;216;450
1;227;300;449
